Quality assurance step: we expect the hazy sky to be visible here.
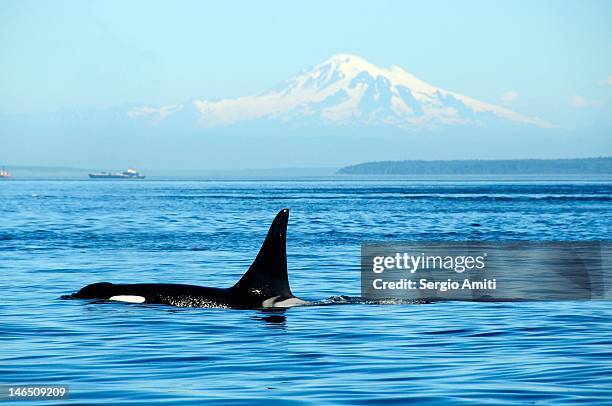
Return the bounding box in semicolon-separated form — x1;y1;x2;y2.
1;0;611;169
1;0;611;128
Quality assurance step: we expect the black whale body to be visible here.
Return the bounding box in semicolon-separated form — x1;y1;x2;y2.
71;209;306;309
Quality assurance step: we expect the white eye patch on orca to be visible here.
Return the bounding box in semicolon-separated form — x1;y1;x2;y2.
109;295;146;303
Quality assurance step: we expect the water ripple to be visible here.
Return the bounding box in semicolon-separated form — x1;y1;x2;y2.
0;180;611;404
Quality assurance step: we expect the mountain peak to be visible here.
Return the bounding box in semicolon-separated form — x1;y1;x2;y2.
325;53;368;63
130;54;551;130
322;53;374;70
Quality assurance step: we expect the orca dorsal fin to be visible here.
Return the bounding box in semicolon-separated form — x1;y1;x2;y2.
231;209;293;298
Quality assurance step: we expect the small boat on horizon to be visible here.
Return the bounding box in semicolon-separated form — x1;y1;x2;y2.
88;168;146;179
0;167;10;179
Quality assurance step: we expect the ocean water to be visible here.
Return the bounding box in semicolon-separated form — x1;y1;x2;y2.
1;180;611;404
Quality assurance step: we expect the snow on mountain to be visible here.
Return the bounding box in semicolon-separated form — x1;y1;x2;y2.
130;54;551;129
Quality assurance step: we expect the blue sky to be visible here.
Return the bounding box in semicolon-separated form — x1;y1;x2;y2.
0;0;611;169
1;0;610;127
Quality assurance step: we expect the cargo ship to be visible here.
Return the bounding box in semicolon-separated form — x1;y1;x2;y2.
0;167;10;179
88;168;145;179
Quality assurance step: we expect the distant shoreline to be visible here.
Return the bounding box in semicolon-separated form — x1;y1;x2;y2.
2;159;612;180
337;157;612;175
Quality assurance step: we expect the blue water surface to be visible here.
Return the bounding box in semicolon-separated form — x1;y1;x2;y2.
1;180;611;404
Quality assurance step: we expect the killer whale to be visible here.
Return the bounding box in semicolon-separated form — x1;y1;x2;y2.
70;209;308;309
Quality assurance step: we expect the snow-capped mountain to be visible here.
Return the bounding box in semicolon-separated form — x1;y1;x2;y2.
129;54;550;129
